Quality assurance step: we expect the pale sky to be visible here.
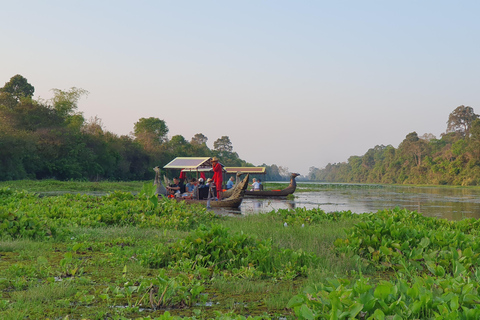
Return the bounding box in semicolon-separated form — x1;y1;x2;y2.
2;1;480;176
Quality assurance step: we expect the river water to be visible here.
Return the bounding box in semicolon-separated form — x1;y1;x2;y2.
218;184;480;221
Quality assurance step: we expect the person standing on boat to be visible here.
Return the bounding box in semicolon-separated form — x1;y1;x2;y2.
211;157;223;199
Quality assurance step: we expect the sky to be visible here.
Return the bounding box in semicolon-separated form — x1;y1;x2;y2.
2;1;480;176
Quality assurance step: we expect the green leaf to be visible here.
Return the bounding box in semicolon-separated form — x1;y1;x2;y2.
348;302;364;317
379;246;391;256
435;265;445;277
372;308;385;320
287;295;306;308
419;237;430;248
72;243;83;252
412;300;423;314
450;295;459;311
299;305;315;320
374;283;392;300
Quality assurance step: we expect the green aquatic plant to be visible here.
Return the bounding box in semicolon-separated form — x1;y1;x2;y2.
139;182;159;209
334;207;480;277
0;190;217;241
288;273;480;319
138;224;316;280
270;207;358;226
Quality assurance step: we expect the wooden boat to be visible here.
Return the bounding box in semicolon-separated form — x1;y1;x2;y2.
220;171;244;198
153;166;168;196
245;173;300;197
173;173;249;208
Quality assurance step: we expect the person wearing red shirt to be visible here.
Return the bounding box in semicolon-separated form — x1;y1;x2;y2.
211;157;223;199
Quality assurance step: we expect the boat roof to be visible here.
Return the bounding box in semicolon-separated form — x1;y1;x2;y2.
163;157;225;172
224;167;266;174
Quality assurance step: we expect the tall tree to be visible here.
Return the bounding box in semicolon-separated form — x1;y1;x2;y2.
50;87;89;117
446;105;478;137
398;132;427;167
213;136;233;154
0;74;35;103
191;133;208;145
133;117;169;150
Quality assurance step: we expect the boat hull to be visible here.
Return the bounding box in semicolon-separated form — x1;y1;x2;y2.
175;197;243;208
245;186;296;197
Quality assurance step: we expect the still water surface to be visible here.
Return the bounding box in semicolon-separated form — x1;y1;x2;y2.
218;184;480;221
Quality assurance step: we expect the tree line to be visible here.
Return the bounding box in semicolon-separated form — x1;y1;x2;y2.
0;75;289;181
309;105;480;186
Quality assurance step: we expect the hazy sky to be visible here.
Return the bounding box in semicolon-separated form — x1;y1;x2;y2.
2;1;480;175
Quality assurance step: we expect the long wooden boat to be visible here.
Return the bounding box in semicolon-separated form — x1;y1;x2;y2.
174;174;249;208
245;173;300;197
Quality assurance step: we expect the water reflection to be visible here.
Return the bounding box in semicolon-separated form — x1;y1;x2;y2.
215;185;480;221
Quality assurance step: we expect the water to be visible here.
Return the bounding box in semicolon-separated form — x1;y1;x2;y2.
216;184;480;221
37;184;480;221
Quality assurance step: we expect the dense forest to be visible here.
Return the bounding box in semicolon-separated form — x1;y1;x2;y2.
0;75;289;181
309;105;480;186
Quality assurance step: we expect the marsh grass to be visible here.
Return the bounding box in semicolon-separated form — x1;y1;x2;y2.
0;239;51;253
264;283;297;311
219;213;360;275
212;278;273;295
69;225;189;242
0;179;144;193
11;281;78;303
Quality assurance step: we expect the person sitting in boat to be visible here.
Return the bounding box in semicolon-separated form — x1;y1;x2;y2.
226;176;235;190
250;178;261;191
166;177;185;197
180;178;197;198
257;178;263;191
192;178;202;199
185;178;196;193
194;178;209;200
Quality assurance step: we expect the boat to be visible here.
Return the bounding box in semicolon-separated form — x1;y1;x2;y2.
245;173;300;197
173;173;249;208
220;171;244;198
153;166;168;196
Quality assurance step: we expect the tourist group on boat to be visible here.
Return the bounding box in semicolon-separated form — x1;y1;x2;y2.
154;156;299;208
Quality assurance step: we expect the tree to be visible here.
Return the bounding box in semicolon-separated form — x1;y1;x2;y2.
213;136;233;154
398;132;427;167
133;117;169;150
82;116;105;136
5;99;63;131
446;105;478;137
191;133;208;145
470;119;480;141
420;133;436;142
50;87;89;118
0;74;35;103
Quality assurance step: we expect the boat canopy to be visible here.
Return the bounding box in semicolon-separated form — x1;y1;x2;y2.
163;157;225;172
224;167;266;174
